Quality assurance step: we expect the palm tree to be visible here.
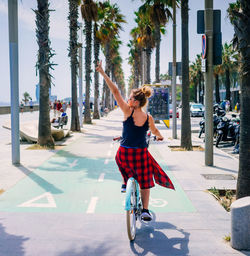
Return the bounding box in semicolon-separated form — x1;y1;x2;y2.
227;1;250;199
221;42;237;108
22;92;31;105
134;10;155;84
180;0;192;150
139;0;172;83
68;0;81;131
98;1;126;109
35;0;55;148
81;0;98;124
189;64;198;103
213;65;223;103
92;2;103;119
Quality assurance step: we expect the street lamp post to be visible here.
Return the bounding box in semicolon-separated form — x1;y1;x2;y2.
172;0;177;139
204;0;214;166
8;0;20;165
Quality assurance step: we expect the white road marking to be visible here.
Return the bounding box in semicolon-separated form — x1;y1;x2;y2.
98;173;105;182
18;192;57;208
86;197;98;214
68;159;78;168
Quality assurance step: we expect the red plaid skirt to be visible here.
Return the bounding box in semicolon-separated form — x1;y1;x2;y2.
115;146;175;190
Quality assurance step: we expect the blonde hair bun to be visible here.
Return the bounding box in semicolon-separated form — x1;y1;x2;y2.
141;86;152;98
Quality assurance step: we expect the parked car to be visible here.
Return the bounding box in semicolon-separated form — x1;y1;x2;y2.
169;104;179;118
190;103;205;117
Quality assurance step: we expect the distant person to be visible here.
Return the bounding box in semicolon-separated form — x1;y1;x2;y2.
225;100;230;112
236;102;240;113
20;101;24;113
53;100;57;117
29;99;33;112
56;100;62;117
90;101;93;111
220;100;226;111
62;102;67;113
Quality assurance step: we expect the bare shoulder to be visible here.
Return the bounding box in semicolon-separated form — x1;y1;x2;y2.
148;113;154;122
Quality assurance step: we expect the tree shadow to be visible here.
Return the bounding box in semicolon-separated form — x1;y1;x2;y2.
130;221;190;256
17;164;63;194
0;221;29;256
58;243;111;256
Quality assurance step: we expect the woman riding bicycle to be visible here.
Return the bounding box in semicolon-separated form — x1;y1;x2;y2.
96;61;175;221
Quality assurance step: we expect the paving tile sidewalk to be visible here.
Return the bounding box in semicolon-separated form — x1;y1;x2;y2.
0;108;249;256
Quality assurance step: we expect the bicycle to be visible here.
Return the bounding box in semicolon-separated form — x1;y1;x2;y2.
113;134;157;241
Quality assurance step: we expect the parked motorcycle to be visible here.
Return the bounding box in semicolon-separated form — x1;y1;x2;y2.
215;116;240;147
198;105;226;138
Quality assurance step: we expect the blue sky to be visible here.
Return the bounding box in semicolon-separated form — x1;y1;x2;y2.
0;0;235;104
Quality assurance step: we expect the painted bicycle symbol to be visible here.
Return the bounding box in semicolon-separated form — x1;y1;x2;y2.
149;197;168;208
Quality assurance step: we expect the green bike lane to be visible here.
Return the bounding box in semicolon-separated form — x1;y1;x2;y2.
0;135;195;214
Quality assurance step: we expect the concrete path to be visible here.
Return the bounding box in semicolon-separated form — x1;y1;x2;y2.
0;109;249;256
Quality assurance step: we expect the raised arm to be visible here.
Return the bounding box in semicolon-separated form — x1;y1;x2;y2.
96;61;130;115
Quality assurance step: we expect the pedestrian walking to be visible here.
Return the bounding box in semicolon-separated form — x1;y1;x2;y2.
96;61;175;221
62;102;67;113
29;99;33;113
20;101;24;113
56;100;62;117
53;100;57;117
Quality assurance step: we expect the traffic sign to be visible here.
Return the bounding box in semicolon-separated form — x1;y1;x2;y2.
202;34;207;59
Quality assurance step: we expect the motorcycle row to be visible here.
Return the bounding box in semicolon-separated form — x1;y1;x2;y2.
199;104;240;154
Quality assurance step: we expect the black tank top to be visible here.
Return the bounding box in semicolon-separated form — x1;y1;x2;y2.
120;110;149;148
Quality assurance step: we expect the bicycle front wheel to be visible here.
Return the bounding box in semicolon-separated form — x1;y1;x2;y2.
126;178;137;241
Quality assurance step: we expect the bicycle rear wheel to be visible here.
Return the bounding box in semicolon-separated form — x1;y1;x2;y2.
126;178;137;241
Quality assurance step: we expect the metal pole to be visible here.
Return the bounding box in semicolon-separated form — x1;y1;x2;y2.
78;23;83;128
8;0;20;165
204;0;213;166
172;0;177;139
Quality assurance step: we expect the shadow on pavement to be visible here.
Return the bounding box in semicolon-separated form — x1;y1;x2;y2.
0;221;29;256
17;164;63;194
130;221;190;256
58;243;111;256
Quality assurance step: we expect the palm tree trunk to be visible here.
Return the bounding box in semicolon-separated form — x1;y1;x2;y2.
146;47;151;84
215;74;220;103
105;43;111;109
134;55;140;88
84;19;92;124
233;0;250;198
69;0;80;131
36;0;54;148
181;0;192;150
93;23;100;119
155;24;161;83
194;83;197;103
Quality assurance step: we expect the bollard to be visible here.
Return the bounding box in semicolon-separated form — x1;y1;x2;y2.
231;196;250;250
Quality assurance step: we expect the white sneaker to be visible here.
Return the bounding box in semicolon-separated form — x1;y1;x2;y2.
141;209;152;221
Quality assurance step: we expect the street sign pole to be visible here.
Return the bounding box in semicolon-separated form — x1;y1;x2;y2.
8;0;20;165
172;0;177;139
204;0;214;166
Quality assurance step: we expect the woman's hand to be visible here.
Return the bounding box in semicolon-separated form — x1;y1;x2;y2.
156;135;164;141
96;60;104;75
